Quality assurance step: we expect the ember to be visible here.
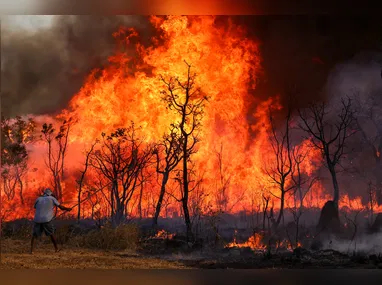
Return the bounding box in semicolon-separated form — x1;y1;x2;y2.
152;230;175;240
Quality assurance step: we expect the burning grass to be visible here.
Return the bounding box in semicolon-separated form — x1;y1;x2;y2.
224;233;303;256
2;217;382;269
225;232;266;251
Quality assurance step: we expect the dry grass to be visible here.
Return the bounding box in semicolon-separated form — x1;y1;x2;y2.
71;224;139;250
0;239;189;269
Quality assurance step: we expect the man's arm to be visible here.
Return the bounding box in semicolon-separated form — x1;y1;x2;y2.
52;196;72;211
58;204;72;211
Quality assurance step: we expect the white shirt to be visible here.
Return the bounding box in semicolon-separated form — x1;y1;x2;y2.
33;194;60;223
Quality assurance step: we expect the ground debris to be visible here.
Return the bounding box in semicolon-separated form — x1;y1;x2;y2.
166;246;382;269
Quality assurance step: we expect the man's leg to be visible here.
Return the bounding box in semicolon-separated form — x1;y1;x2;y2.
31;223;41;254
50;235;59;252
44;221;59;252
30;236;35;254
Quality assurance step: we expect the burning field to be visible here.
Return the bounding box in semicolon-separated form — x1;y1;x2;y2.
2;15;382;269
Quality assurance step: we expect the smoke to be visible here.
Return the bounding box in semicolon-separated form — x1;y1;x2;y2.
326;51;382;108
324;233;382;255
323;51;382;200
1;15;152;117
235;16;382;113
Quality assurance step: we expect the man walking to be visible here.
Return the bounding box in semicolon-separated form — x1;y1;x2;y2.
30;188;72;254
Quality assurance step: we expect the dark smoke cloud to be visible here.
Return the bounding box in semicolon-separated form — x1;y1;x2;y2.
326;51;382;100
233;16;382;109
1;15;152;117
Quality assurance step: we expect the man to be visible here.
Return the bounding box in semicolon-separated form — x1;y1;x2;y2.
30;188;72;254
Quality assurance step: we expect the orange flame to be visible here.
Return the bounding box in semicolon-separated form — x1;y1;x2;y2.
152;229;175;240
1;16;380;221
226;233;266;251
226;232;302;252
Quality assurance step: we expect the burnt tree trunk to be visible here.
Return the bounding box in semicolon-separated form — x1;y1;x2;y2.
53;175;63;201
77;190;82;222
113;206;125;227
328;164;340;210
110;180;118;226
77;142;95;223
16;171;24;205
262;199;269;232
276;188;285;226
138;182;144;219
375;156;382;205
182;137;193;241
324;142;340;210
153;172;169;227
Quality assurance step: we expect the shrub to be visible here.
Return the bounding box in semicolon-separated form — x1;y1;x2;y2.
55;224;76;245
1;220;32;239
74;223;139;250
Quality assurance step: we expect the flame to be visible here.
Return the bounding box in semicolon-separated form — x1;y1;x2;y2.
151;229;175;240
226;232;266;251
225;232;302;252
2;16;381;221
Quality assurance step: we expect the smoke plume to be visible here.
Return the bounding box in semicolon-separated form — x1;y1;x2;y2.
1;15;152;117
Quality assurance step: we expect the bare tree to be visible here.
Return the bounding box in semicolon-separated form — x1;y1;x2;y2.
84;187;101;221
367;182;377;226
152;124;183;227
343;208;363;255
264;105;294;227
1;116;35;204
137;166;154;219
160;61;208;241
262;193;271;232
299;98;355;210
76;141;97;223
353;91;382;204
215;143;231;213
41;118;72;200
350;164;378;227
249;190;261;230
188;170;207;240
89;125;152;226
288;145;319;247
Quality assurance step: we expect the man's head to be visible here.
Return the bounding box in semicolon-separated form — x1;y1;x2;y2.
43;188;53;196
